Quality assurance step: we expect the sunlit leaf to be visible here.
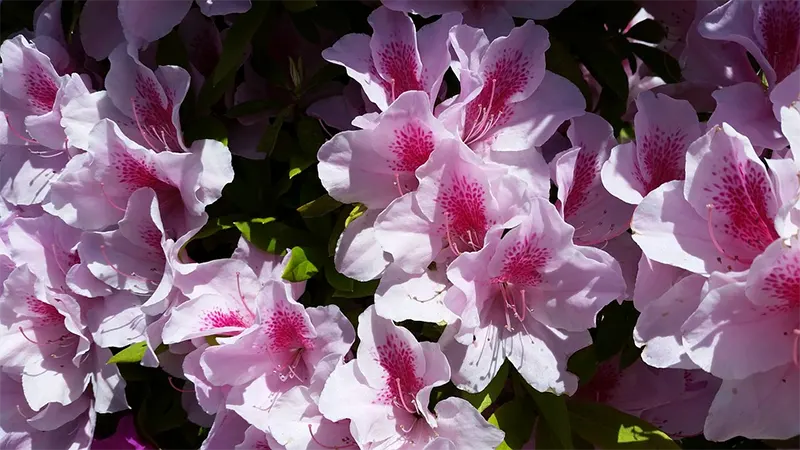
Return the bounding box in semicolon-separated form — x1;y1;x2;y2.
568;400;680;449
488;397;536;450
282;246;321;282
107;341;148;364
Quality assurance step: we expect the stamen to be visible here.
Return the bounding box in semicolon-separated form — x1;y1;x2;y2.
444;220;461;256
99;183;127;212
464;106;487;143
168;376;194;393
17;405;32;420
394;172;405;197
307;424;356;449
19;327;41;345
130;97;160;151
399;417;419;434
792;329;800;368
235;272;256;319
50;347;73;358
271;347;306;382
464;78;500;144
28;148;65;158
394;377;417;415
390;78;397;104
3;113;39;144
318;119;334;139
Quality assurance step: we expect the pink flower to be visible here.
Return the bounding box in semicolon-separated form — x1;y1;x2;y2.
0;35;90;150
319;306;504;450
601;91;702;205
0;138;70;207
0;372;95;450
551;113;635;245
383;0;574;40
440;200;626;394
232;354;356;450
198;408;279;450
322;7;462;112
372;138;531;322
575;357;720;439
62;44;190;153
771;67;800;162
633;272;707;369
44;119;232;233
79;0;251;60
0;265;128;415
200;284;355;400
76;188;167;296
4;213;109;297
375;138;530;273
319;91;456;211
707;82;786;151
318;90;458;282
699;0;800;87
631;123;797;275
160;241;304;337
680;234;800;439
438;22;585;154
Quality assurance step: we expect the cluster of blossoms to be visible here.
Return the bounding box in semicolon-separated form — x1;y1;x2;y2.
0;0;798;449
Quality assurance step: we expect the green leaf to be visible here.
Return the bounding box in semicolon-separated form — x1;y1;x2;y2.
297;63;345;97
624;19;666;43
488;396;536;450
296;116;327;155
235;218;313;254
210;1;269;87
594;301;639;361
226;99;284;118
324;262;354;292
298;194;342;218
546;38;593;108
156;29;190;68
581;42;629;102
525;387;573;449
568;400;680;449
567;345;598;386
460;360;509;413
345;204;367;227
629;43;682;84
283;0;317;13
107;341;148;364
289;153;316;179
331;280;378;298
183;116;228;146
257;112;287;156
282;246;320;282
197;69;237;111
534;418;563;450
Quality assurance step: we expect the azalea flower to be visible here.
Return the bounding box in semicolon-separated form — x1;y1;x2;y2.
441;200;626;394
319;306;504;450
323;6;462;112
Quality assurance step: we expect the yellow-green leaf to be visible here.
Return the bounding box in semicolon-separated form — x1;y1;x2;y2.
281;246;320;282
488;397;536;450
525;386;573;449
568;400;680;449
107;341;148;364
